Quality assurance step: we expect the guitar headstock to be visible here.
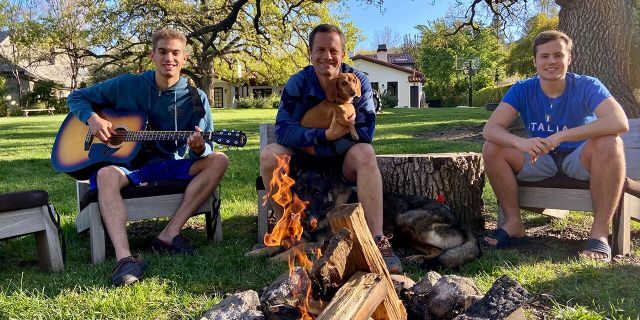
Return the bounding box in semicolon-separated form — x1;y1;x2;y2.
210;129;247;148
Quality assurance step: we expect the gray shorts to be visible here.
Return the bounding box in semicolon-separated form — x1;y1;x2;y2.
516;142;591;181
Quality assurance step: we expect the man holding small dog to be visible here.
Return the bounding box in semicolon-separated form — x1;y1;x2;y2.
260;24;402;273
482;30;629;261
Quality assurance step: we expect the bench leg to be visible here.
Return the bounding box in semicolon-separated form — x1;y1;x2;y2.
212;194;223;242
35;205;64;272
257;189;272;243
612;192;633;256
88;205;107;264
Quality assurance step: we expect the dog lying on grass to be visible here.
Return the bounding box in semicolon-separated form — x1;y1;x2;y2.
382;193;480;269
300;73;361;141
292;169;479;268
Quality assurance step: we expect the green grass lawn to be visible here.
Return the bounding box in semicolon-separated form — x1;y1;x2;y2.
0;108;639;319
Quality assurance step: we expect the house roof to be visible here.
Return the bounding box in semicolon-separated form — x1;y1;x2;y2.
361;53;416;65
351;54;424;82
0;63;41;80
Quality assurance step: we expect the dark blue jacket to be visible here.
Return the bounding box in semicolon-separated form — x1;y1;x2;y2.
275;64;376;156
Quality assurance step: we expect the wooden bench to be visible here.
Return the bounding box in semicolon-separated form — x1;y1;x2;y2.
23;108;55;117
0;190;64;271
498;120;640;256
76;180;223;264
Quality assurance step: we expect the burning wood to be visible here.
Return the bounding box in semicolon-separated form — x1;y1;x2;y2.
309;228;354;300
328;203;407;320
258;156;407;319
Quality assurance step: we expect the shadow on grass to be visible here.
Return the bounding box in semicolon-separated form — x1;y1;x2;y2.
0;209;284;299
533;262;640;316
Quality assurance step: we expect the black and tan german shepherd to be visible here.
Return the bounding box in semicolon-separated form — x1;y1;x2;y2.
292;170;479;268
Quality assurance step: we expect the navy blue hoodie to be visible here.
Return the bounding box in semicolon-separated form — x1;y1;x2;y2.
67;70;213;161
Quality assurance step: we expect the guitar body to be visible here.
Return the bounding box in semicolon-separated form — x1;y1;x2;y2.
52;109;147;180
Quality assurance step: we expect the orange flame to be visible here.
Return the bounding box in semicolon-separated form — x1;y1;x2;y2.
262;154;315;319
263;154;308;247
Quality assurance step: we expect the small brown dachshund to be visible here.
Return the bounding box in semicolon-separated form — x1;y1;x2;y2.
301;73;361;140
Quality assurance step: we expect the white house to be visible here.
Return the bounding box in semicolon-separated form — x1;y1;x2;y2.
209;75;283;108
0;31;89;104
351;45;425;108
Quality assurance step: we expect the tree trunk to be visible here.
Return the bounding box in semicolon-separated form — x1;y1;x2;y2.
557;0;640;118
198;58;216;107
377;153;485;231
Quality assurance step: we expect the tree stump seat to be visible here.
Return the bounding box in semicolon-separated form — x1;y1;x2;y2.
257;123;487;240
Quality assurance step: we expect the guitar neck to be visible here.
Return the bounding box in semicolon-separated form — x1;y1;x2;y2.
123;131;218;142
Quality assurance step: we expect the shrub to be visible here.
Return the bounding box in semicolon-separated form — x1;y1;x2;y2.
236;94;280;109
380;90;398;109
453;84;512;108
0;77;6;117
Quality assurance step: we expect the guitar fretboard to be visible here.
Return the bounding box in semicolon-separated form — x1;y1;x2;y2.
124;131;211;141
119;131;245;146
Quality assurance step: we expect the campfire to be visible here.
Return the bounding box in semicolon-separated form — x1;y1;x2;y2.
201;155;532;320
252;154;401;319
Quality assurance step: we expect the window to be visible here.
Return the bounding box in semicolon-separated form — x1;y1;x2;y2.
386;82;398;97
253;88;273;97
213;87;224;108
371;82;379;92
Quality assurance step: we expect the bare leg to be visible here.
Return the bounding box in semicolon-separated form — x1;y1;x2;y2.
342;143;383;237
157;152;229;243
482;141;527;245
259;143;293;221
579;135;625;260
96;166;133;261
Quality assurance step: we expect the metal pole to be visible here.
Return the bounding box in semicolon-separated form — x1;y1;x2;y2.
468;69;473;108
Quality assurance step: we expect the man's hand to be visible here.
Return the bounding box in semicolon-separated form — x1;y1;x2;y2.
515;137;555;163
87;113;115;143
324;112;354;141
188;126;206;155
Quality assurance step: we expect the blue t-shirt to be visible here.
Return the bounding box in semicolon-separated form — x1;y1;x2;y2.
502;73;612;149
275;64;376;157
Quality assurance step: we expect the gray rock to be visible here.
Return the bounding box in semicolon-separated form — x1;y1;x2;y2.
427;275;481;319
391;274;416;296
412;271;442;295
454;275;531;320
201;290;264;320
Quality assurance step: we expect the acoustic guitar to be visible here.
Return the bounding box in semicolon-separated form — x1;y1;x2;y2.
51;109;247;180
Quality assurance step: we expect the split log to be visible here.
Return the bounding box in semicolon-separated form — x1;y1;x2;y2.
270;242;323;263
260;267;311;320
316;272;387;320
377;153;485;231
309;228;355;300
328;203;407;320
245;244;283;258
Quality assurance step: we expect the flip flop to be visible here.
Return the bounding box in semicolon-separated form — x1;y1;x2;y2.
580;238;611;262
482;228;528;249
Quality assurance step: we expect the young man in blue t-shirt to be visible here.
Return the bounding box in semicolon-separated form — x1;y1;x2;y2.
482;30;629;261
259;24;402;273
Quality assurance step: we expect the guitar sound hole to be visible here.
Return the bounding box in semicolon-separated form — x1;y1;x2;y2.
108;127;128;147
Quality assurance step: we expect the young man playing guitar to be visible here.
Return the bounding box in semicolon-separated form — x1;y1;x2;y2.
67;29;229;286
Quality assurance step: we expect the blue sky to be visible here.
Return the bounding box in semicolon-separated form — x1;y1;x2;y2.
333;0;454;51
